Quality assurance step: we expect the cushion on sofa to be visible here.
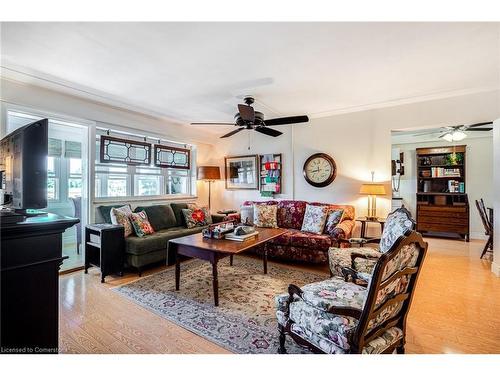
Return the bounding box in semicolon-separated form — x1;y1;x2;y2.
98;204;131;224
277;200;307;229
301;204;329;234
134;205;177;231
125;226;206;255
309;202;355;221
254;204;278;228
290;231;333;251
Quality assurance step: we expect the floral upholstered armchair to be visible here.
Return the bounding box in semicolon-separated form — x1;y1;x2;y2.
328;207;415;285
275;230;427;354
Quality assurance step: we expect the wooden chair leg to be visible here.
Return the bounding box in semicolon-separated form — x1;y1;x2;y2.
278;325;287;354
480;237;492;259
396;345;405;354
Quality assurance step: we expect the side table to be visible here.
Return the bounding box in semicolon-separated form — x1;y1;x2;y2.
85;224;125;283
356;217;386;239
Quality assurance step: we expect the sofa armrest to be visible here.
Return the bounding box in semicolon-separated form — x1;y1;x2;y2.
329;219;356;247
211;214;226;223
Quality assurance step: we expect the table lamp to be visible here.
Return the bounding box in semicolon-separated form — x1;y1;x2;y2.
197;166;221;212
359;183;386;220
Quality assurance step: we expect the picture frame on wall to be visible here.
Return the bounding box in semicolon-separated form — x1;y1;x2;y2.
224;155;259;190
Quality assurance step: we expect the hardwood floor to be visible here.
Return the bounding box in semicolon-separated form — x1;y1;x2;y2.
59;237;500;354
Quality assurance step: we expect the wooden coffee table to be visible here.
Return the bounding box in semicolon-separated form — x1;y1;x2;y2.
169;227;288;306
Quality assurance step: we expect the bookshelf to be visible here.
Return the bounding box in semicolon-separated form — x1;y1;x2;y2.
416;145;469;241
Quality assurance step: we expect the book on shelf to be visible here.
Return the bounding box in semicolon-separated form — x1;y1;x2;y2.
431;167;461;177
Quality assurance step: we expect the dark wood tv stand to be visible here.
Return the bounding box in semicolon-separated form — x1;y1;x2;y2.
1;213;79;353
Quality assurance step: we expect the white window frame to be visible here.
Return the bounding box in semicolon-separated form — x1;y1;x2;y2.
93;134;196;202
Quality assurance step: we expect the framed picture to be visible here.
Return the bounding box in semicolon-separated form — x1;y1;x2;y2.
225;155;259;190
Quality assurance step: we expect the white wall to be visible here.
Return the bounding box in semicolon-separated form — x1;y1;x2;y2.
211;89;500;238
493;119;500;277
393;136;493;239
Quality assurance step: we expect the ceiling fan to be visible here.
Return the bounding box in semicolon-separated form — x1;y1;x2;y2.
190;96;309;138
413;121;493;142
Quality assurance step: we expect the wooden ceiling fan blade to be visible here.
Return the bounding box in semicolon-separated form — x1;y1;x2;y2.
464;128;493;131
254;126;283;137
190;122;235;126
264;115;309;126
220;127;244;138
238;104;255;122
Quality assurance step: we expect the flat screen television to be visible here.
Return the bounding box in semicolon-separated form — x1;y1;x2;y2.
0;119;48;212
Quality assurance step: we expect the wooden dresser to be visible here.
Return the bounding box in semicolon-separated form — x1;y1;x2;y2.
416;146;470;241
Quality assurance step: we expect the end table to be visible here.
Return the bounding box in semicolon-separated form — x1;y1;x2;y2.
85;224;125;283
356;217;386;239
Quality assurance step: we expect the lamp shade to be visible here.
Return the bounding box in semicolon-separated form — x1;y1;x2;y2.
197;166;221;180
359;183;386;195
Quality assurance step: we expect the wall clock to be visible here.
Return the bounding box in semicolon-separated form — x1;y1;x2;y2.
303;153;337;187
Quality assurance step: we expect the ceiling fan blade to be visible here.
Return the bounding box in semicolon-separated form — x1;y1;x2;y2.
264;115;309;126
190;122;235;126
254;126;283;137
238;104;255;122
464;128;493;131
466;121;493;128
220;127;244;138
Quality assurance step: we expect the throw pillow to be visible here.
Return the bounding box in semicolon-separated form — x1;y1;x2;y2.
240;205;254;225
110;206;134;237
324;208;345;236
253;204;278;228
182;207;212;229
129;210;155;237
301;204;328;234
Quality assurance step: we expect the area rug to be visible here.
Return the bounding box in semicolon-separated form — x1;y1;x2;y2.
113;256;326;353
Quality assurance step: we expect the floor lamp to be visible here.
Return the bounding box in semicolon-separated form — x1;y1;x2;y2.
197;166;221;212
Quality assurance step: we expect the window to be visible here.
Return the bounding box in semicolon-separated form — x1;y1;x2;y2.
94;136;194;199
68;158;83;198
47;156;60;201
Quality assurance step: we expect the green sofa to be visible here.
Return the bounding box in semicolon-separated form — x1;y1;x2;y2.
97;202;222;274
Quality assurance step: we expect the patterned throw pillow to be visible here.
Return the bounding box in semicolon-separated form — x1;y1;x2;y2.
181;207;212;229
253;204;278;228
240;205;254;225
129;210;155;237
301;204;328;234
110;206;134;237
324;208;345;236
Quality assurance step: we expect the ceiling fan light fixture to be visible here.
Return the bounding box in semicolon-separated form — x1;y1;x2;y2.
443;133;454;142
452;130;467;141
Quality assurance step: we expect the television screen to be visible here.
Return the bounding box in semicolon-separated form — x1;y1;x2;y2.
0;119;48;210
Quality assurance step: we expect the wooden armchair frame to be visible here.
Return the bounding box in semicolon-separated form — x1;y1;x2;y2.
279;231;428;354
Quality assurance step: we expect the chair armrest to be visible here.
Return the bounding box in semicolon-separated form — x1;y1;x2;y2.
341;267;370;288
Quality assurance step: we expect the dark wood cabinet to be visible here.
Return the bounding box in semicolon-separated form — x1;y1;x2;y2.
84;224;124;283
416;146;470;241
1;214;78;353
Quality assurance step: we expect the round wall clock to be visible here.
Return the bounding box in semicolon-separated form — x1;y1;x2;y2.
303;153;337;187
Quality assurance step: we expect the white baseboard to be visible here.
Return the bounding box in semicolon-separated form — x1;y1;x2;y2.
469;232;488;240
491;262;500;277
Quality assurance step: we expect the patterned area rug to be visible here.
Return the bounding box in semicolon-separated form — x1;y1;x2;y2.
114;256;326;353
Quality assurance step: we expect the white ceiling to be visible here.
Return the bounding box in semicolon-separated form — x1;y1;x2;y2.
1;22;499;131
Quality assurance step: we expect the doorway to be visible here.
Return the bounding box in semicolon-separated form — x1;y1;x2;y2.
7;110;89;272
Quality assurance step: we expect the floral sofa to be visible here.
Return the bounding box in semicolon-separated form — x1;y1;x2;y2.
242;200;356;263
